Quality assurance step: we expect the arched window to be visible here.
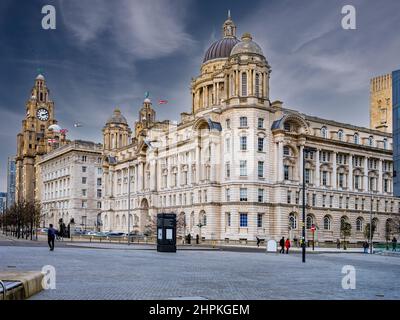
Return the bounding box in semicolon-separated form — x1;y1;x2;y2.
241;72;247;97
356;217;363;232
203;214;207;226
289;213;297;229
255;73;260;97
323;216;331;230
321;126;327;138
284;122;291;131
354;133;359;144
368;136;374;147
338;130;344;141
306;215;314;229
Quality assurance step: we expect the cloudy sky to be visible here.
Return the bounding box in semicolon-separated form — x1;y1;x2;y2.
0;0;399;190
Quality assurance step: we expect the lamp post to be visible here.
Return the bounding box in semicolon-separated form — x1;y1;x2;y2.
127;162;132;245
364;173;373;254
302;146;317;263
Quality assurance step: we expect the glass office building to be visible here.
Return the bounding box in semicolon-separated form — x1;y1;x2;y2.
392;70;400;196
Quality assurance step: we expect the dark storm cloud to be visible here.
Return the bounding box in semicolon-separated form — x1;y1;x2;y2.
0;0;399;189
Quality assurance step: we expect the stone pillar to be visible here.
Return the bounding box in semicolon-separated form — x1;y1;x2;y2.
138;162;143;191
235;70;239;96
196;143;201;183
315;149;320;187
378;159;383;193
364;157;369;192
210;142;216;182
216;82;219;104
278;141;283;182
299;145;304;182
332;152;337;189
348;154;353;191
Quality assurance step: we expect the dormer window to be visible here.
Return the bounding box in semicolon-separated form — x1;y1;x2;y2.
338;130;344;141
284;122;291;131
321;126;327;138
354;133;360;144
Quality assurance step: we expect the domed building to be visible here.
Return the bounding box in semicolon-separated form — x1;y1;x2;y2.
100;14;398;245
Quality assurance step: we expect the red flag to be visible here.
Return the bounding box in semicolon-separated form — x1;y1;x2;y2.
159;99;168;105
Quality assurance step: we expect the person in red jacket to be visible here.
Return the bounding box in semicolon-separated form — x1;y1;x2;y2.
285;238;291;254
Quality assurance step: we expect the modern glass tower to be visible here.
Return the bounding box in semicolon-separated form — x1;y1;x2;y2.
392;70;400;196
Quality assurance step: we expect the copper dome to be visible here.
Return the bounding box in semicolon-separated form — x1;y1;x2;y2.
203;37;240;63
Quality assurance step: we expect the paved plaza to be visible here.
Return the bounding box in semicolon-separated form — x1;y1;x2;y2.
1;243;400;300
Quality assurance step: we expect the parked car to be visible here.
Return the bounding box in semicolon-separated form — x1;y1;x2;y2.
106;232;126;238
85;231;97;236
93;232;108;237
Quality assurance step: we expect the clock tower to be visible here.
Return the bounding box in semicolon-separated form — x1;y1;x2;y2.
15;74;67;203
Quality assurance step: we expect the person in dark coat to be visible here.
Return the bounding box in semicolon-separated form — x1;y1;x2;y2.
392;237;397;252
336;239;341;249
47;224;57;251
256;236;261;247
196;234;199;244
362;241;369;253
187;233;192;245
279;237;285;254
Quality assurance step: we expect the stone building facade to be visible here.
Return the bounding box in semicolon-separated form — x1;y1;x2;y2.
100;15;399;244
35;140;103;229
15;74;67;203
370;73;392;133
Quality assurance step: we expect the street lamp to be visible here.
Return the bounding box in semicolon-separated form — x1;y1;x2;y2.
196;222;204;244
302;146;317;263
364;173;374;254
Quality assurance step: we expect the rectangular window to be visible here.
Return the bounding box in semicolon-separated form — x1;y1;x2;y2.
97;168;103;175
82;189;87;197
330;195;333;208
97;178;102;186
322;171;328;186
339;173;344;188
226;212;231;227
312;194;316;206
287;190;292;204
82;156;87;162
258;118;264;129
339;196;343;209
240;213;248;227
97;189;102;198
82;177;87;184
258;137;264;152
240;136;247;151
305;169;310;184
284;165;289;180
240;160;247;176
225;138;231;153
97;201;102;209
81;200;87;208
322;195;326;207
225;162;231;178
240;188;248;201
240;117;248;127
226;188;231;202
258;189;264;203
257;213;263;228
258;161;264;178
82;166;87;173
226;119;231;129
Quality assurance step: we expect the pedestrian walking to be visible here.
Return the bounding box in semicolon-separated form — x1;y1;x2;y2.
256;236;261;248
363;241;369;254
47;224;57;251
187;233;192;245
196;234;199;244
285;238;291;254
392;237;397;252
336;239;340;249
279;237;285;254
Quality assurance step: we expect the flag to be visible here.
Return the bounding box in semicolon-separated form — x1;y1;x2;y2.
60;129;68;134
48;139;57;143
159;99;168;105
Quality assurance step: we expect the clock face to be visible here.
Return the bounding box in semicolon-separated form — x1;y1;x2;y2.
37;108;49;121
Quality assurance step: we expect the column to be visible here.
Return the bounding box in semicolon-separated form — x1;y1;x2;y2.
364;157;369;192
135;164;139;193
315;149;320;187
332;152;337;189
348;154;353;191
249;70;253;96
278;141;283;182
188;151;193;185
299;145;304;182
210;142;216;182
205;85;209;107
138;162;143;191
196;143;201;183
213;83;216;105
235;70;239;96
378;159;383;193
216;82;219;105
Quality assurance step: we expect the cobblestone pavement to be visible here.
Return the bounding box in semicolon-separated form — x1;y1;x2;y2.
1;245;399;300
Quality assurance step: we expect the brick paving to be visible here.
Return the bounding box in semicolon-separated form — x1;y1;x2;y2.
0;245;399;300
